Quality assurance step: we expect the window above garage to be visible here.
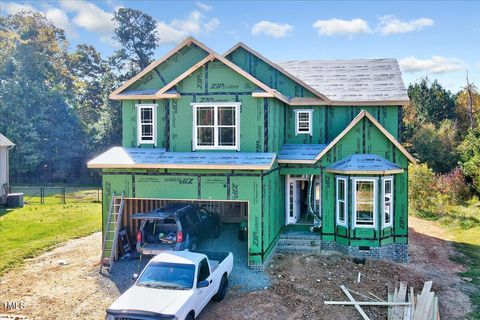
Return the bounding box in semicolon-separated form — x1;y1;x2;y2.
192;102;240;151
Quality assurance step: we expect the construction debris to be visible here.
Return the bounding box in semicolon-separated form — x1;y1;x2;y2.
324;281;440;320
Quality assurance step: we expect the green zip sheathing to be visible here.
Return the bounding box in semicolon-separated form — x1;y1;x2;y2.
166;59;267;152
225;45;316;98
123;43;209;93
122;99;166;148
101;167;284;266
317;115;409;247
285;105;400;144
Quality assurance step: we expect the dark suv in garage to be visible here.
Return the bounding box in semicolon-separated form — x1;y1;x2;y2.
132;203;222;255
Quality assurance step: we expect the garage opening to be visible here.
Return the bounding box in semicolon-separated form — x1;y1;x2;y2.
118;198;249;264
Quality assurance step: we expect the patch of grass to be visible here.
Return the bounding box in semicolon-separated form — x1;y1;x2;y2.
0;190;101;275
451;242;480;320
434;200;479;319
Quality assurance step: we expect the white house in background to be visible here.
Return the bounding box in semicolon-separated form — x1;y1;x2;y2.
0;133;14;204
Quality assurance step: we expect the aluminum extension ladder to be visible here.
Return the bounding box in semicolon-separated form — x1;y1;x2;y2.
99;192;125;273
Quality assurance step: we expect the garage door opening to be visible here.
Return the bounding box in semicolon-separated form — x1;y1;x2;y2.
118;198;249;265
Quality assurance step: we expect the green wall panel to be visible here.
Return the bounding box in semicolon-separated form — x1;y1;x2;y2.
135;175;198;199
200;176;227;200
226;46;316;98
127;43;209;92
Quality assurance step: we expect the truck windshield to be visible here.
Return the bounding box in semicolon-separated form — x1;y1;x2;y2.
136;262;195;290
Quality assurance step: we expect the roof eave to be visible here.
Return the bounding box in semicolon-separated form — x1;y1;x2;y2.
87;163;273;170
325;168;405;175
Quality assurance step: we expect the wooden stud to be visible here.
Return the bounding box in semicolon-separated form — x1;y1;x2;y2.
340;286;371;320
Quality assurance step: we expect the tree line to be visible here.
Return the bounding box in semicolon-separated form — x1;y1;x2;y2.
0;9;158;183
0;9;479;194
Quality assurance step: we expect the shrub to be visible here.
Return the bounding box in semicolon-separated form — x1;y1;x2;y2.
437;167;470;206
459;122;480;194
411;120;460;173
408;164;440;215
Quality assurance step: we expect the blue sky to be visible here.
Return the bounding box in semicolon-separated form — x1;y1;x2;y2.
2;0;480;92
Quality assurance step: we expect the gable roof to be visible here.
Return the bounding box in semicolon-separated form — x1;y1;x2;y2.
0;133;14;147
277;59;409;105
224;42;331;103
314;109;416;164
155;52;291;104
110;37;214;100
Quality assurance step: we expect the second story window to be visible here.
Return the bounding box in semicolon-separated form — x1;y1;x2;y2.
136;104;157;145
192;102;240;150
295;109;313;135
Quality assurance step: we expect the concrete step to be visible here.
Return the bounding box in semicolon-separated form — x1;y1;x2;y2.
279;233;322;241
277;238;322;247
276;245;323;253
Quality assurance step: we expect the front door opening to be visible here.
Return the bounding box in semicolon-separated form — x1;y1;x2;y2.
286;175;318;225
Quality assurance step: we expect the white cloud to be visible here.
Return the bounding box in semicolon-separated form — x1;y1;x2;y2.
312;18;371;36
251;20;293;38
59;0;116;35
378;15;434;35
204;18;220;33
44;7;78;38
156;10;220;44
196;1;212;11
399;56;467;74
3;2;36;14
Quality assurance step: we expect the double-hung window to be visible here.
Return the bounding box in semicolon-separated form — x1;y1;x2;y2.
295;109;313;135
382;176;394;228
353;178;377;228
136;104;157;145
336;177;347;226
192;102;240;150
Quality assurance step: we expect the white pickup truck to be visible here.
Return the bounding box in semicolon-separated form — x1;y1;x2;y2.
105;250;233;320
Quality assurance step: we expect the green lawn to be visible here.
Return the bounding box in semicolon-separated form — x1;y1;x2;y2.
416;199;480;319
445;201;480;320
0;190;101;274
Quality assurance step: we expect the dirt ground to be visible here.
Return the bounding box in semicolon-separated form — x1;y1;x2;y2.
0;217;472;320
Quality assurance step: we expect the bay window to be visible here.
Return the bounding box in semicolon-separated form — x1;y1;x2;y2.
136;104;157;145
382;176;394;228
353;178;377;228
192;103;240;150
336;177;347;226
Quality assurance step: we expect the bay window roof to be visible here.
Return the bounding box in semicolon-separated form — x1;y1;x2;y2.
326;154;403;175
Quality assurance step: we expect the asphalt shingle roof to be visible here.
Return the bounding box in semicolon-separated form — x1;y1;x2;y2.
277;59;409;102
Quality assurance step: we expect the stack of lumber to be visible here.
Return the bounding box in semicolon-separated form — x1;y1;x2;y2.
388;281;440;320
324;281;440;320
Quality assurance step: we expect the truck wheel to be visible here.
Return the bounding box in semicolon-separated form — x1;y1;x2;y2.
212;275;228;302
184;313;194;320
